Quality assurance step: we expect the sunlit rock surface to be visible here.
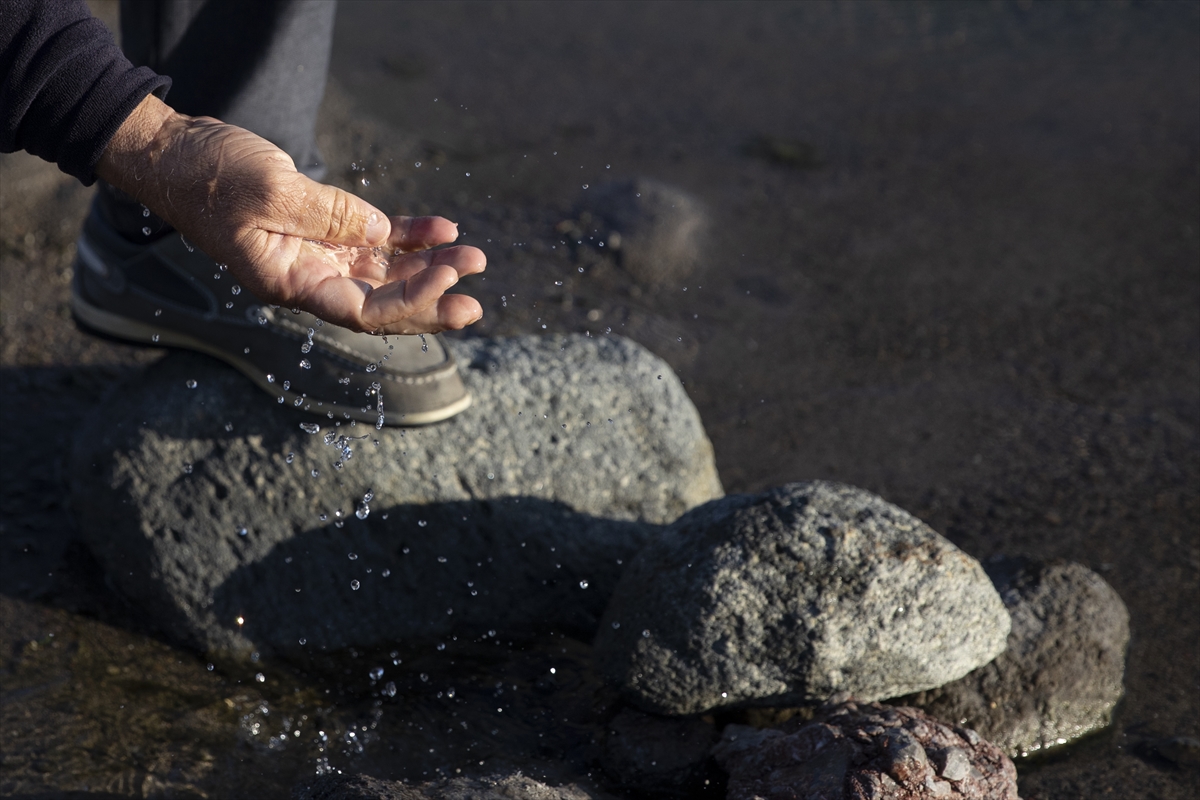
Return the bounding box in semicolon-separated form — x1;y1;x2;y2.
70;334;722;656
713;702;1020;800
594;482;1010;715
295;771;613;799
898;557;1129;758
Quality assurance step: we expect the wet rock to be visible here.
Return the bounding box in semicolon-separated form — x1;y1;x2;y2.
712;702;1020;800
70;335;722;656
594;482;1009;715
576;178;706;286
1140;736;1200;768
294;771;609;799
899;557;1129;757
600;706;718;794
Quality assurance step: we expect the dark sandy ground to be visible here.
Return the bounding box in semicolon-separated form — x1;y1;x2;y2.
1;2;1197;797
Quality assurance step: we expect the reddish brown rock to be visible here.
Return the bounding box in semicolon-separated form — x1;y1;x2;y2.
712;702;1019;800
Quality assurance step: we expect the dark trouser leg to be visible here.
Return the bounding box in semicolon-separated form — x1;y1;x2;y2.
97;0;338;241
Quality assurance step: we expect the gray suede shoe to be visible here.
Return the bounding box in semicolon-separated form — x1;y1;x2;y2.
70;206;471;426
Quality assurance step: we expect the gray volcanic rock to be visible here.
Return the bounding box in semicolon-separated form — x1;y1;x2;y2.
70;334;722;656
577;178;706;286
600;707;718;794
294;772;609;800
593;482;1010;715
898;557;1129;757
712;702;1020;800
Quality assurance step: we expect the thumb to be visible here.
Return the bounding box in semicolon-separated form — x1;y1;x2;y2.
288;174;391;247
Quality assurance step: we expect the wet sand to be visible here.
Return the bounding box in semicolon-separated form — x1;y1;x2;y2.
2;2;1197;797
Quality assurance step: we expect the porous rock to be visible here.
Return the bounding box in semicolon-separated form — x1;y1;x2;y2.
600;706;718;794
593;482;1010;715
577;178;706;286
294;771;608;800
898;557;1129;757
712;702;1020;800
70;335;722;656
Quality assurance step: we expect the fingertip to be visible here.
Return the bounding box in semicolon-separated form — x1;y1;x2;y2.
366;209;391;245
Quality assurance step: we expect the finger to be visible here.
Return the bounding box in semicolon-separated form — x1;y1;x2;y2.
373;294;484;335
361;264;461;329
381;245;487;282
388;216;460;253
281;174;391;247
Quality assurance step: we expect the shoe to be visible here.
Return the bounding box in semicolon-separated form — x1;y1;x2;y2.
69;205;472;426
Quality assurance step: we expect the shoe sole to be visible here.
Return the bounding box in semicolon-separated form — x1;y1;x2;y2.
70;289;472;426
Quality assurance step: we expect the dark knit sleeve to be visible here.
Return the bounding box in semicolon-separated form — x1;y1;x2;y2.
0;0;171;185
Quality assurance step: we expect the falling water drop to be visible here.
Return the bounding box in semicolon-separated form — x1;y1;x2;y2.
186;379;198;389
231;285;242;296
579;580;589;589
142;226;152;236
300;359;311;369
299;422;320;434
285;452;294;464
350;579;360;591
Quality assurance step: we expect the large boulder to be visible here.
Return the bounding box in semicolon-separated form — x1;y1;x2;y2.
593;482;1010;715
712;702;1020;800
70;334;722;656
898;557;1129;757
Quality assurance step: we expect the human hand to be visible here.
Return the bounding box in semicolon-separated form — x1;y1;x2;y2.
96;94;484;334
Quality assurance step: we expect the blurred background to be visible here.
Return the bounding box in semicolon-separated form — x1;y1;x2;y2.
1;2;1197;797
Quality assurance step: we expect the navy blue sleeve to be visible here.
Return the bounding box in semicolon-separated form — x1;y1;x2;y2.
0;0;171;185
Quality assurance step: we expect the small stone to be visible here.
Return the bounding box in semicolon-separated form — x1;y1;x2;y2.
898;557;1130;757
712;702;1019;800
577;178;706;286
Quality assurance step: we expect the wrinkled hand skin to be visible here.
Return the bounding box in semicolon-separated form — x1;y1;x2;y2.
96;94;485;334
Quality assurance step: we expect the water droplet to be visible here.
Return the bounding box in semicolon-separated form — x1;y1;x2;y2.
361;178;370;186
142;207;151;217
285;452;294;463
487;472;495;480
151;333;159;343
183;462;193;474
154;308;162;317
418;520;427;527
255;672;265;683
300;359;311;369
142;226;152;236
206;662;214;671
225;301;234;309
465;172;471;177
555;281;562;286
186;379;198;389
418;334;428;352
320;513;328;521
267;373;275;383
487;630;496;637
369;666;384;681
642;629;651;638
311;469;320;478
579;580;589;589
582;184;588;189
333;460;343;471
383;680;397;697
365;363;378;373
301;342;312;353
437;642;446;650
231;285;241;296
437;556;447;563
218;264;227;272
611;621;620;629
419;673;429;682
348;552;358;560
356;505;370;520
350;579;361;590
382;568;391;577
299;638;307;645
236;526;248;537
300;422;321;434
283;380;291;391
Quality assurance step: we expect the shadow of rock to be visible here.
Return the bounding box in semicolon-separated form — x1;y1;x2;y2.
213;497;656;658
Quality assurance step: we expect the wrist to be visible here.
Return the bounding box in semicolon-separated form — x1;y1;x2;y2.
96;94;188;217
